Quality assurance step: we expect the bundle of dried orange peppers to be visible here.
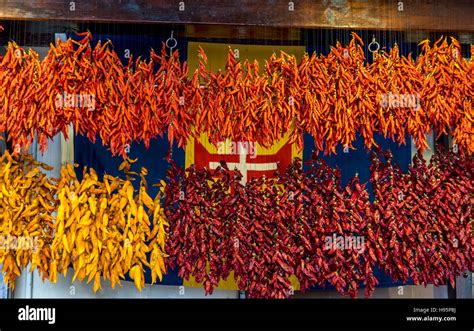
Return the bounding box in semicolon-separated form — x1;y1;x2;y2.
0;32;472;157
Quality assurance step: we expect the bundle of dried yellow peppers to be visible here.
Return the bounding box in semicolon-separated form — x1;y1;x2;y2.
0;152;168;292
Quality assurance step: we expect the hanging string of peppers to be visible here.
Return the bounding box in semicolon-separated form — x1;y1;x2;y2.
0;148;471;297
370;149;473;288
0;153;56;286
164;148;472;298
0;33;472;157
0;152;168;292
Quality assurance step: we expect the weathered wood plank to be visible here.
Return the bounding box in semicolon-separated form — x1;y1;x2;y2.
0;0;472;31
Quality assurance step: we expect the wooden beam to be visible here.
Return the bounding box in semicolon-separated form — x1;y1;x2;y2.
184;25;301;41
0;0;472;31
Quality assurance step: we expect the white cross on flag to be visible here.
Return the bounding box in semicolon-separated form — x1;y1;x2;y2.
187;137;296;185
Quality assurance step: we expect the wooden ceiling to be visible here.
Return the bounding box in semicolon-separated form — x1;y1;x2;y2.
0;0;472;32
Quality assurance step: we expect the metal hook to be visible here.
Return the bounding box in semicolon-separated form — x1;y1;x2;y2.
368;35;380;53
166;30;178;55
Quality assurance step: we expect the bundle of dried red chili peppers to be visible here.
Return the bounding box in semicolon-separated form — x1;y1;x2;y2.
0;33;472;157
164;148;472;298
370;148;473;289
